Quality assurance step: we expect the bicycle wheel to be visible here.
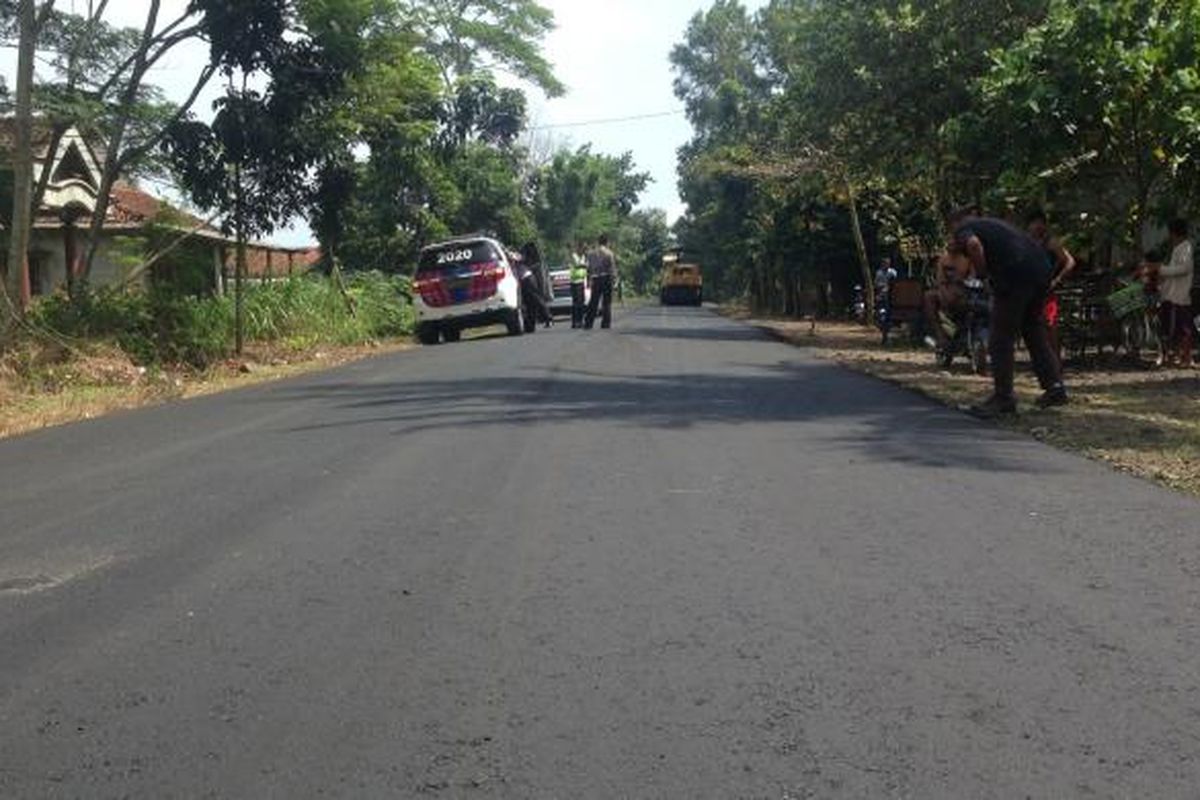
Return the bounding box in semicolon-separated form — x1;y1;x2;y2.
1121;313;1152;357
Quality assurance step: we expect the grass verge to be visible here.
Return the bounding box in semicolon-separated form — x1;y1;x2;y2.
0;339;412;440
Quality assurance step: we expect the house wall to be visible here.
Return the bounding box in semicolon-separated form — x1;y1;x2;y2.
26;231;210;295
25;227;310;299
27;231;67;296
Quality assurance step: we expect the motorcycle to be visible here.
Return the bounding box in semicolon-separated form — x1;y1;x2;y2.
849;284;866;323
936;277;990;374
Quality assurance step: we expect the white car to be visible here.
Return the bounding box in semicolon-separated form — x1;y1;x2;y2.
412;236;526;344
547;266;590;316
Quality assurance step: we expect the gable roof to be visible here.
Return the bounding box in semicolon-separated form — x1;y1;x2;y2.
0;118;106;176
108;182;220;233
5;120;321;266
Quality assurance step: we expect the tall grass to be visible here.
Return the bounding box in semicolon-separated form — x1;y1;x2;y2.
29;272;413;368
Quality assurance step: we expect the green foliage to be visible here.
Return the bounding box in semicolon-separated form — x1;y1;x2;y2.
622;209;672;295
29;273;412;367
240;273;412;347
30;288;231;367
979;0;1200;247
532;147;652;263
673;0;1200;315
0;1;205;187
405;0;564;98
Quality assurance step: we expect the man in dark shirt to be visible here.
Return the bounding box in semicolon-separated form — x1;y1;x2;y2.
951;212;1068;417
584;234;617;329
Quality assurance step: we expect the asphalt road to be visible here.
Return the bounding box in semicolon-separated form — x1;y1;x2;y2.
2;305;1199;798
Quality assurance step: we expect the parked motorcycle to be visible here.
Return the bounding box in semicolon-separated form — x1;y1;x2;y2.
849;284;866;323
936;278;990;374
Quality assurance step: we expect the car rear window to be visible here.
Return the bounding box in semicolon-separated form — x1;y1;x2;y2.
418;240;500;271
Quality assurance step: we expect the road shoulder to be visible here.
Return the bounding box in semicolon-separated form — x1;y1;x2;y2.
0;339;414;440
724;308;1200;498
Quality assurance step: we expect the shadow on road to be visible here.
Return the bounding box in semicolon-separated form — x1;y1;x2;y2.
618;325;769;343
272;357;1046;474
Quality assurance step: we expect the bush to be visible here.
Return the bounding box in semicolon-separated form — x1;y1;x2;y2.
30;288;233;368
28;273;413;368
345;271;414;340
241;272;412;346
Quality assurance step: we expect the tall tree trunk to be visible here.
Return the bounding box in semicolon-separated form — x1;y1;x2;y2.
2;0;39;339
234;160;246;356
844;177;873;325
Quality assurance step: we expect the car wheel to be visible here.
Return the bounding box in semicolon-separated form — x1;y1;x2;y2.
416;323;440;345
443;327;461;343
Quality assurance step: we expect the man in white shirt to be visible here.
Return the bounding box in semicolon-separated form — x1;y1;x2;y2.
1145;218;1194;367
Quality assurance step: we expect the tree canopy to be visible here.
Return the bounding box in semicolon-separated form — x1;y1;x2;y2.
672;0;1200;314
2;0;665;327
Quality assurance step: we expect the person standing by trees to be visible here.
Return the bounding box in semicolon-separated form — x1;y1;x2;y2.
950;212;1068;417
584;234;617;329
1141;219;1194;368
1025;210;1076;360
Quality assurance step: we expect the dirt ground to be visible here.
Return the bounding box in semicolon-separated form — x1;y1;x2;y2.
725;309;1200;497
0;339;413;440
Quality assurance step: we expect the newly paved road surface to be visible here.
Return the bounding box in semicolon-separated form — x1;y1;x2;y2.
2;306;1199;798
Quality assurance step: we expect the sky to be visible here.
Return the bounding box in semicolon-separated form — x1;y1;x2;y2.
3;0;767;247
524;0;768;224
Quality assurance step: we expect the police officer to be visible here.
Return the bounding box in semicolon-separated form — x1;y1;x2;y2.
570;240;589;328
584;234;617;329
951;209;1068;417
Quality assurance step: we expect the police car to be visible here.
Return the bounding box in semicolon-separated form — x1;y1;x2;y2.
412;235;525;344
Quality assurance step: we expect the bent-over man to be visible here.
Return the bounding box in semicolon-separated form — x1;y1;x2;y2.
951;212;1068;417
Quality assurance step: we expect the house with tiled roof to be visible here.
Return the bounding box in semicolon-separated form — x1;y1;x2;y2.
1;121;322;304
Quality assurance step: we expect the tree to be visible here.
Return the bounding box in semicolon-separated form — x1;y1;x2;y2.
2;0;54;337
979;0;1200;252
670;0;1054;313
165;0;376;351
0;0;216;297
532;146;650;262
404;0;564;99
626;208;671;295
332;0;563;271
671;1;779;306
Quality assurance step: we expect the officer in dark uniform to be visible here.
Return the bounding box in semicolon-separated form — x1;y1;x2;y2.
584;234;617;329
519;241;553;328
951;211;1068;417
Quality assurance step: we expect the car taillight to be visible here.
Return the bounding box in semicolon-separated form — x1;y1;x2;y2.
478;260;506;280
413;271;441;291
